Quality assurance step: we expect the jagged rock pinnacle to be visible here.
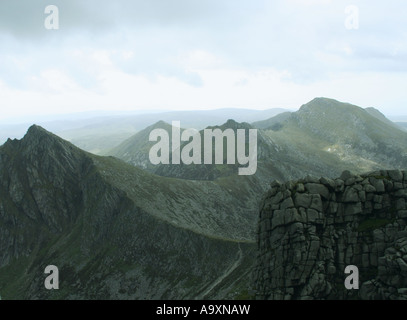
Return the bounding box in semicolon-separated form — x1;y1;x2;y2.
25;124;50;137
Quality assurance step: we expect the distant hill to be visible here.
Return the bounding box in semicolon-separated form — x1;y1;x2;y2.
290;98;407;161
365;107;403;130
262;97;407;176
106;120;174;171
251;112;292;130
111;97;407;184
0;108;290;155
108;118;279;181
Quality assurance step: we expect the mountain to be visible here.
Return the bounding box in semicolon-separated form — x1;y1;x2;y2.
107;118;283;184
254;106;405;132
2;97;407;300
106;120;173;171
153;119;279;181
364;107;403;130
0;108;290;155
251;112;292;130
110;98;407;184
57;108;290;154
274;98;407;171
0;125;257;299
247;98;407;181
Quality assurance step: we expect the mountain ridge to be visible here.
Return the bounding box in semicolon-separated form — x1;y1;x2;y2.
0;107;292;154
0;124;257;299
1;97;407;300
109;97;407;184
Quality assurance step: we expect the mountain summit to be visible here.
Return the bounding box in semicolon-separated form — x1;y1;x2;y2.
258;97;407;174
0;124;256;299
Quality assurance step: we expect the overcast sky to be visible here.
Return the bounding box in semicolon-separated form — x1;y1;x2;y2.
0;0;406;121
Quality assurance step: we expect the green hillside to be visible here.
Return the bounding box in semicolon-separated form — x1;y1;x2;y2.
0;125;256;299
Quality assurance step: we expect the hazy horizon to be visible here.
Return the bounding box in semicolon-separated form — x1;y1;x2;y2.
1;101;406;127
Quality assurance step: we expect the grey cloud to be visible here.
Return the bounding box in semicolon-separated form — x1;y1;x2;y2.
0;0;406;88
0;0;256;38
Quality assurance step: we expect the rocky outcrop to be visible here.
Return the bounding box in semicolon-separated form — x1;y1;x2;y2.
254;170;407;300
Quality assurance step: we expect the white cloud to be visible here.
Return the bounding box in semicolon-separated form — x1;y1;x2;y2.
286;0;332;5
0;0;407;121
1;58;405;121
121;50;134;60
181;50;224;70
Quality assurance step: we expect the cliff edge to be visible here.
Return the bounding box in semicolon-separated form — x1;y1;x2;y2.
254;169;407;300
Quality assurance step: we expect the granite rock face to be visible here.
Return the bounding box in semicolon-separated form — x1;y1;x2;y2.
254;170;407;300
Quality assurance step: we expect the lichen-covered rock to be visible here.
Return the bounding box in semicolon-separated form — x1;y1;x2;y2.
254;170;407;300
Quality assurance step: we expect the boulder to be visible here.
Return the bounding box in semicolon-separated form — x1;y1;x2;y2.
305;183;330;200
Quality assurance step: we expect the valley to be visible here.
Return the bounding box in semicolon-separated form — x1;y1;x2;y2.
1;97;407;299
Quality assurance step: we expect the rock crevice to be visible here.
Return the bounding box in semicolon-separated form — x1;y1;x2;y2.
254;170;407;300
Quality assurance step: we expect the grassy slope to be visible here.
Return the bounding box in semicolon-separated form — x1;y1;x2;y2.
0;129;258;300
92;154;258;242
261;98;407;176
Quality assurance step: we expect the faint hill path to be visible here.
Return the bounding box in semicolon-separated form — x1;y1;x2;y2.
197;243;243;299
